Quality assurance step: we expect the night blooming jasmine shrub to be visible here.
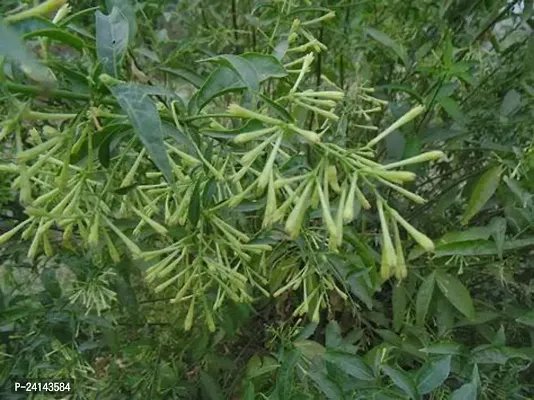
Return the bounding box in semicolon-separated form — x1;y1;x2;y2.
0;1;444;331
1;0;533;398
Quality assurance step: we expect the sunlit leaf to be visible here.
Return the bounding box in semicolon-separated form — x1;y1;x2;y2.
435;271;475;320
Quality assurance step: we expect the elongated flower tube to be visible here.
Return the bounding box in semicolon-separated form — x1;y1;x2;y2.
389;208;435;252
258;133;283;191
233;126;278;143
228;104;282;125
392;220;407;280
285;180;314;239
366;105;425;148
377;199;396;279
382;151;446;169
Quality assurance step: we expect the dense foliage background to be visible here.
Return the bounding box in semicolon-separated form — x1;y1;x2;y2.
0;0;533;399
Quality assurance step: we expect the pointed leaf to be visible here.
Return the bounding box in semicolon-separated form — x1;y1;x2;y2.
516;310;534;328
438;96;467;124
323;351;375;381
307;368;344;400
95;7;129;76
450;382;477;400
435;271;475;320
381;365;419;399
106;0;137;41
0;21;55;84
500;89;521;117
199;371;224;400
416;356;451;394
325;321;342;349
365;27;407;65
23;28;85;51
207;54;259;91
416;272;435;326
461;166;502;225
392;283;407;332
108;84;173;183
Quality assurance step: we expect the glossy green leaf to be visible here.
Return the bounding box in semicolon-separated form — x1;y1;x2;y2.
381;365;419;400
307;368;344;400
108;84;173;184
0;21;55;84
470;345;532;365
416;272;435;326
438;96;467;124
435;271;475;320
450;382;477;400
106;0;137;41
188;181;201;227
23;28;85;51
516;310;534;328
195;53;287;111
420;342;463;355
325;321;342;349
438;227;493;245
461;166;502;225
416;356;451;394
500;89;521;117
207;54;260;91
392;283;407;332
323;351;375;381
199;371;224;400
95;7;129;76
365;27;407;65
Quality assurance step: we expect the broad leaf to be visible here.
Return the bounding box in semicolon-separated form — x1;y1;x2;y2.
23;28;86;51
435;271;475;320
365;27;407;65
416;272;435;326
461;166;502;225
325;321;342;349
106;0;137;41
108;84;173;183
95;7;129;76
307;368;344;400
500;89;521;117
323;351;375;381
420;342;463;355
0;21;55;84
438;96;467;124
450;382;477;400
416;356;451;394
207;54;260;91
381;365;419;399
199;371;224;400
516;311;534;328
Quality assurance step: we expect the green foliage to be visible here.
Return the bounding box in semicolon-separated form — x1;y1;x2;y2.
1;0;533;399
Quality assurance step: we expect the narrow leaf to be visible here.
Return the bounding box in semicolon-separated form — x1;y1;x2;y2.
461;166;502;225
416;272;435;326
108;84;173;183
95;7;129;76
323;351;375;381
365;27;407;65
381;365;419;399
435;271;475;320
416;356;451;394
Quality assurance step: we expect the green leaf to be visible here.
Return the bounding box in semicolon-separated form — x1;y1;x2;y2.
450;382;477;400
188;181;201;227
416;272;435;326
489;217;507;259
392;283;407;332
438;96;466;124
365;27;407;65
470;345;532;365
108;84;173;184
159;67;205;88
461;166;502;225
307;368;344;400
41;269;61;299
381;365;419;400
435;271;475;320
325;321;342;349
500;89;522;117
195;53;287;111
516;310;534;328
438;227;493;244
323;351;375;381
106;0;137;41
23;28;85;51
0;21;55;84
420;342;463;355
207;54;260;91
9;16;55;35
276;350;300;399
95;7;129;77
199;371;224;400
416;356;451;394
